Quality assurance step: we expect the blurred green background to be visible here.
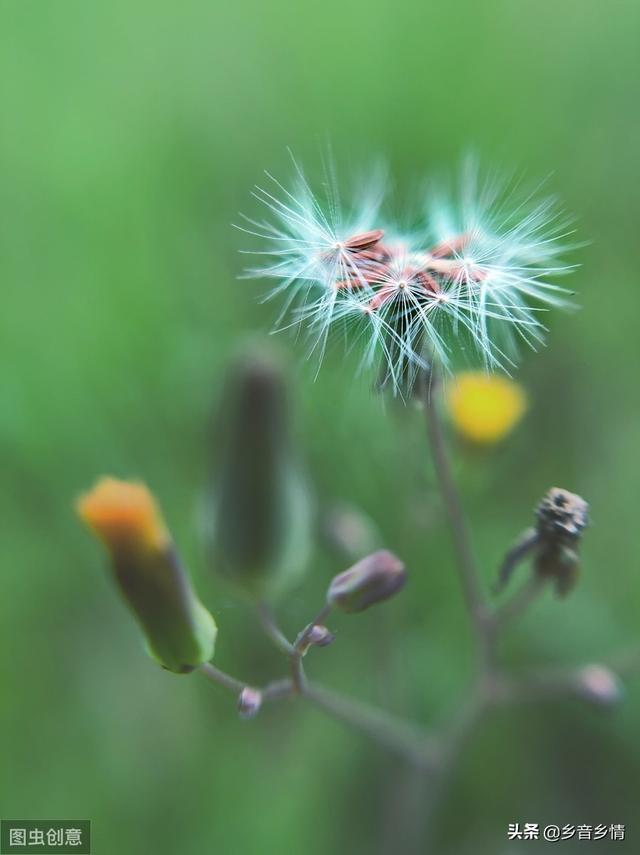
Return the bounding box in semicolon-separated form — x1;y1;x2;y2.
1;1;639;852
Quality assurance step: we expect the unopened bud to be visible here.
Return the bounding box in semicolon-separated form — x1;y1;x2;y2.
294;623;335;654
327;550;406;614
207;346;313;599
237;687;263;719
577;665;623;707
77;477;217;674
307;624;335;647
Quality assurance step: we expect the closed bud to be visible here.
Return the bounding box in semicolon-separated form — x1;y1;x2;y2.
307;624;335;647
295;623;335;654
77;477;217;674
577;665;623;707
207;346;313;598
327;550;406;614
237;687;263;719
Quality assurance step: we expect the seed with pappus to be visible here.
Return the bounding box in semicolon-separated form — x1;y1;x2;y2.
238;155;578;394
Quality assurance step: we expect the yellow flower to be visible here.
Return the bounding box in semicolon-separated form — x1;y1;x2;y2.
446;372;527;444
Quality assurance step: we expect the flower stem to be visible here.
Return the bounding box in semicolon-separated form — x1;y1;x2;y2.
491;575;547;634
255;600;296;655
422;373;487;639
290;604;332;692
302;681;437;768
199;662;247;694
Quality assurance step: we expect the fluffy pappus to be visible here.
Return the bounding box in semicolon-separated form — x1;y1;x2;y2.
238;154;578;394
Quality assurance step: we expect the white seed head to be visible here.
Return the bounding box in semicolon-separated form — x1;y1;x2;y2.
238;154;578;394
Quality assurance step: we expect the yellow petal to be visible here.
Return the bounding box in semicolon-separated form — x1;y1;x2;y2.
446;372;527;444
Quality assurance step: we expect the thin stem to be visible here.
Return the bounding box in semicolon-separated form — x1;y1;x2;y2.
422;374;487;637
199;663;247;694
302;681;437;768
262;678;294;701
290;655;306;693
290;603;333;693
199;657;439;766
494;528;540;594
501;667;610;706
255;600;295;655
490;575;547;635
199;663;295;702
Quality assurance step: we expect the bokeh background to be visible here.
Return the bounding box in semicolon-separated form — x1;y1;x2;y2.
1;1;639;852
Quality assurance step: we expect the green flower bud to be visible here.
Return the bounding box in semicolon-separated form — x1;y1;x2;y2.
207;347;312;598
77;478;217;673
327;550;406;613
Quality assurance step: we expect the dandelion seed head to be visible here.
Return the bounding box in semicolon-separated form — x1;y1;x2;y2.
238;153;578;395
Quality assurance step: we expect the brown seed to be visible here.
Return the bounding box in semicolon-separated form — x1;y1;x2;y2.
368;285;397;311
430;233;470;258
415;270;441;295
358;243;392;262
343;229;385;251
360;261;389;283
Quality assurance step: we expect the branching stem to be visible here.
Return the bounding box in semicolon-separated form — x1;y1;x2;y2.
255;600;295;655
198;377;637;853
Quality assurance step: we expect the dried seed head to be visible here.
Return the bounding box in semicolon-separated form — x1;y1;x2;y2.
534;542;580;597
536;488;589;542
496;487;589;597
531;487;589;596
237;687;263;719
327;550;406;613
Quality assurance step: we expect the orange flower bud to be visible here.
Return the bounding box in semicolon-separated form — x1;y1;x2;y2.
77;478;217;673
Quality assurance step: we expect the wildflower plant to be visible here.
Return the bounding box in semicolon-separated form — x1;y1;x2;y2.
77;155;640;851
